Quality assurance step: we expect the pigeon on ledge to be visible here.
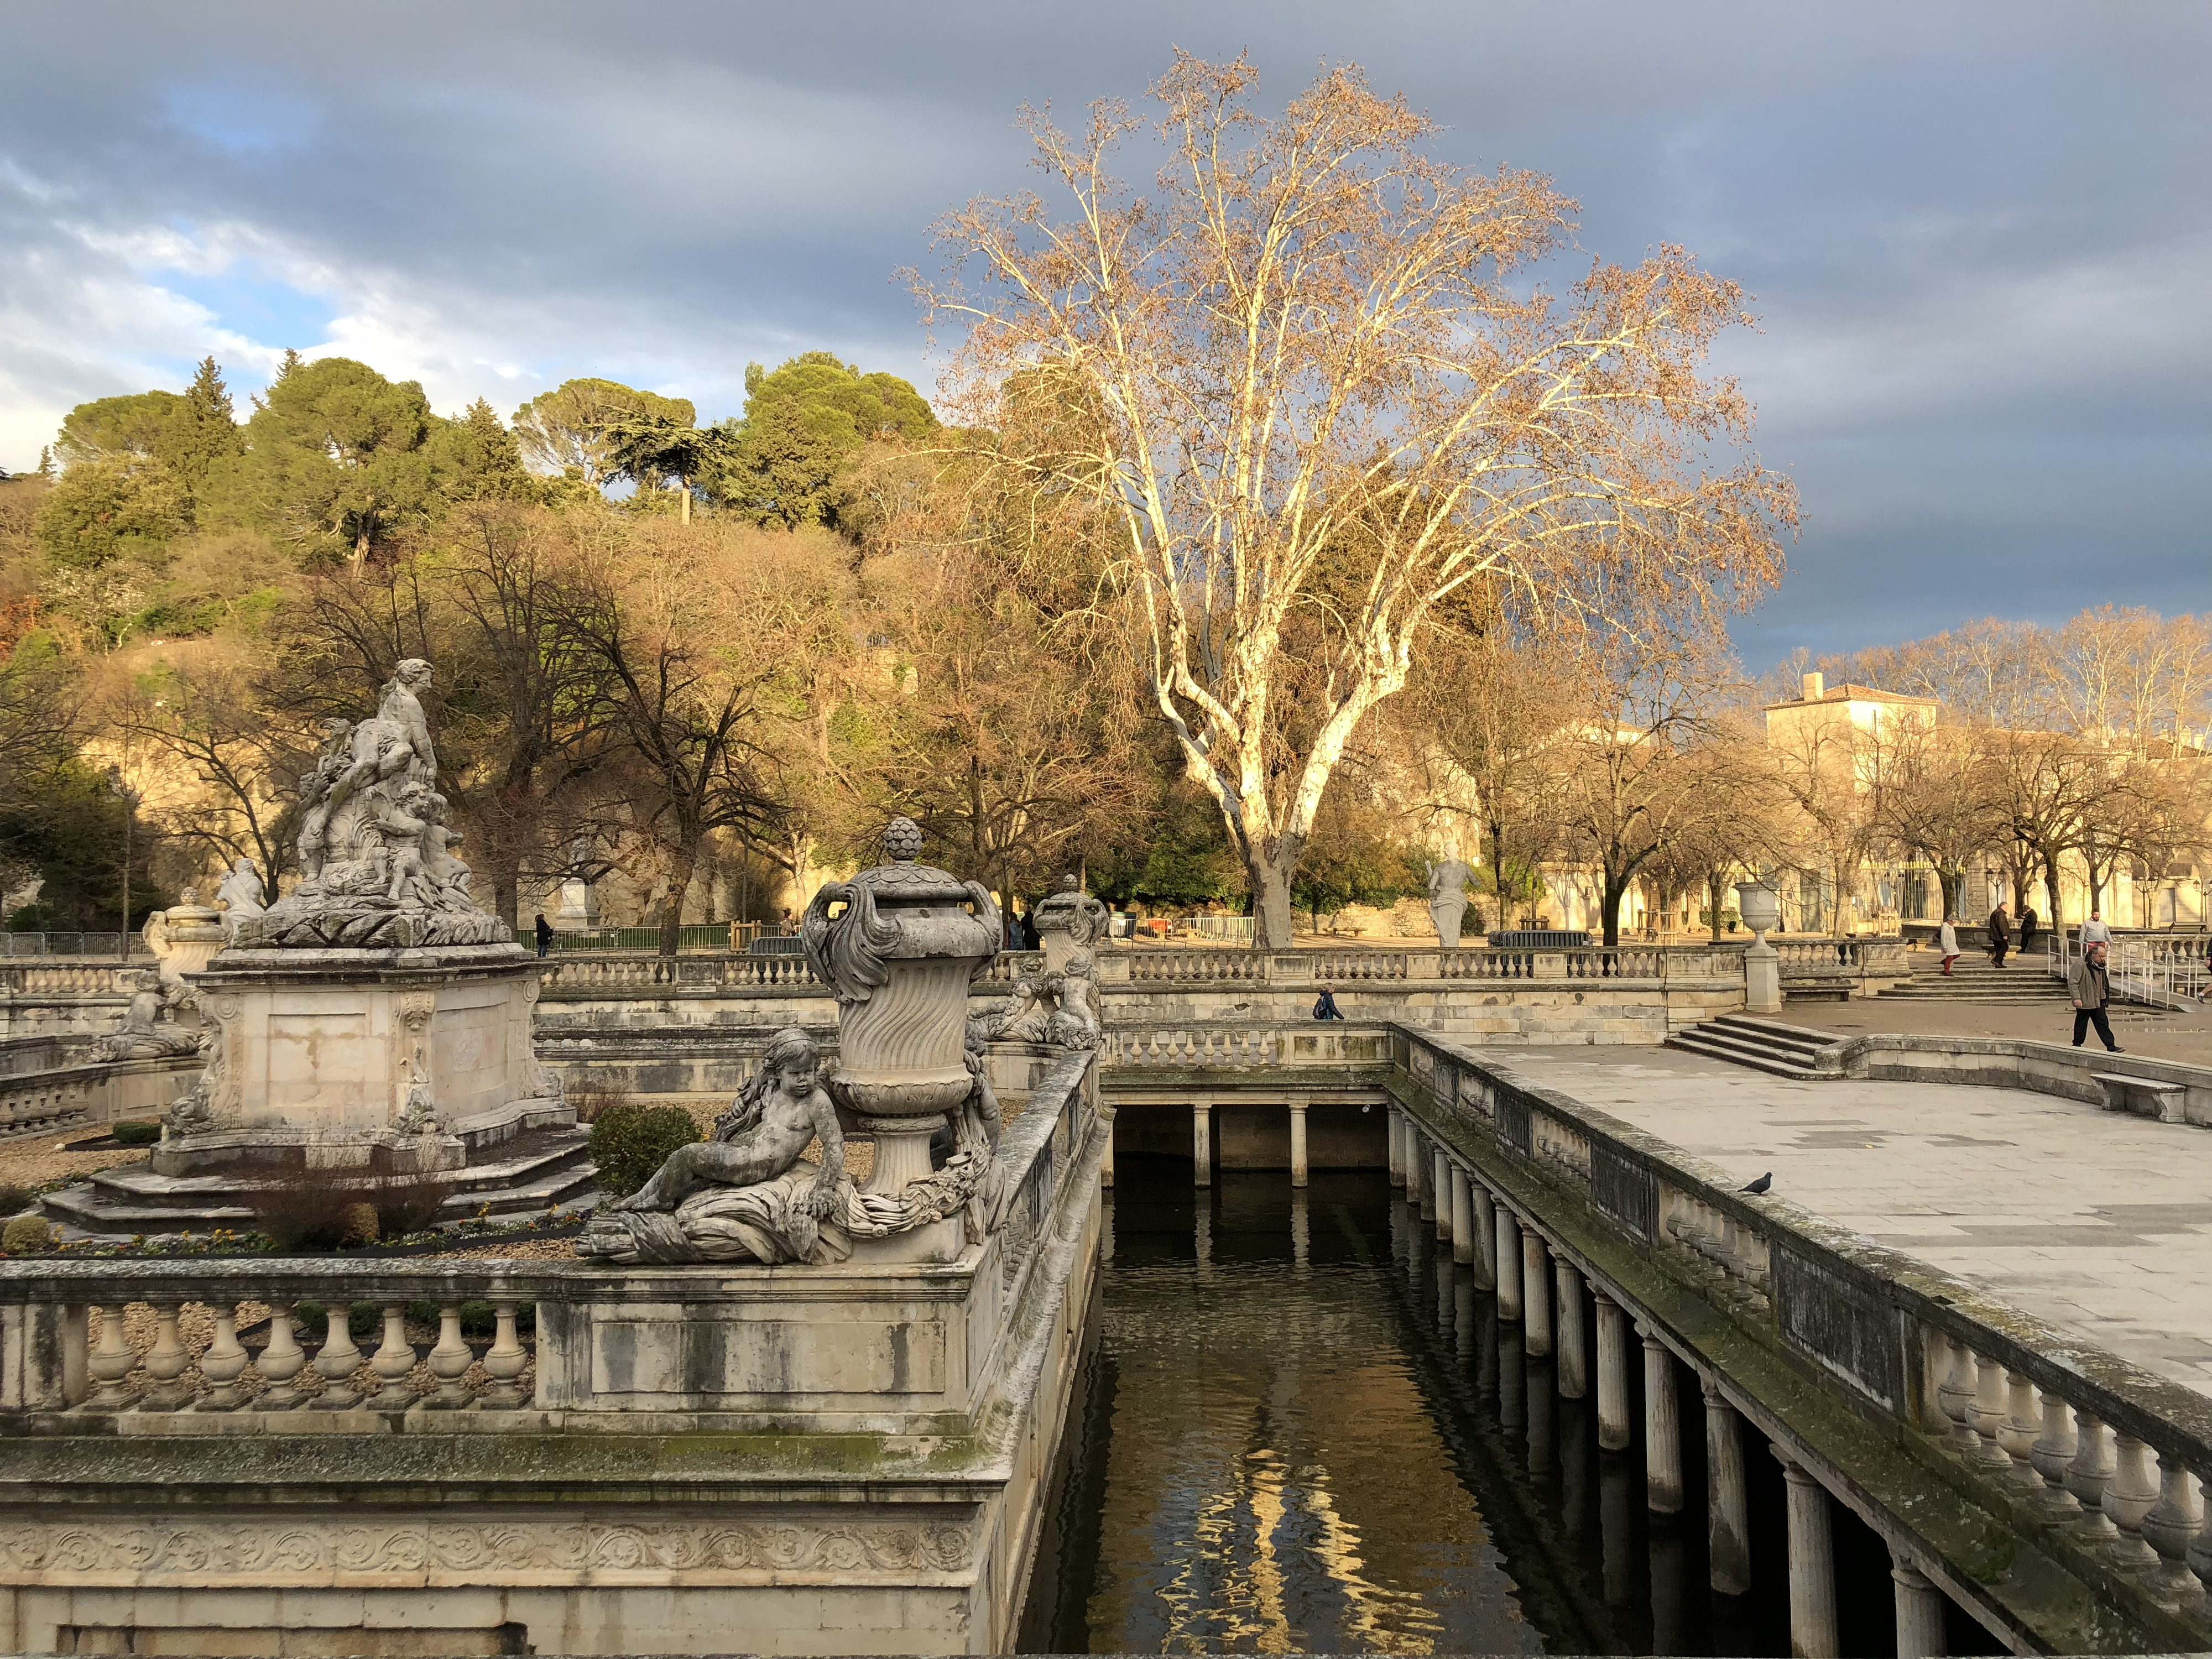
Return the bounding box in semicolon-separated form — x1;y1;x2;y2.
1740;1172;1773;1195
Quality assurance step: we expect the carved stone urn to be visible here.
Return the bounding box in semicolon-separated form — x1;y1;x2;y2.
802;818;1001;1196
1734;880;1783;1014
1030;873;1109;975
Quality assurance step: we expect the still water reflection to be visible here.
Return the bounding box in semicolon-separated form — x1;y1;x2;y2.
1020;1159;1815;1655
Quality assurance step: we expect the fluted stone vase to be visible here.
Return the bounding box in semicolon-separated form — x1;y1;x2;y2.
802;819;1001;1198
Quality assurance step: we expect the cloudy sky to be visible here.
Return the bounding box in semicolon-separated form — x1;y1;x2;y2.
2;1;2204;661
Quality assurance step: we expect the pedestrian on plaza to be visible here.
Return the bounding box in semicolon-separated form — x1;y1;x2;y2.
1986;901;2011;969
2079;907;2111;948
2017;903;2039;959
2068;940;2122;1053
1937;917;1959;976
779;908;796;937
534;912;553;958
1312;984;1345;1021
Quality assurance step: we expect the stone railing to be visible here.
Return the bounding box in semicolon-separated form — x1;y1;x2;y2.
1102;1022;1392;1072
0;1050;1102;1425
538;950;1046;993
1102;943;1745;987
0;1051;204;1140
1;962;138;998
1394;1027;2212;1636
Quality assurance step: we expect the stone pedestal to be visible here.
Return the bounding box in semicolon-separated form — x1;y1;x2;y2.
155;943;555;1177
552;876;598;928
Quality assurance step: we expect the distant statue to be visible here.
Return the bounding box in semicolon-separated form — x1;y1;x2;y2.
234;661;507;951
1427;857;1474;950
1043;953;1101;1050
214;859;265;937
1032;872;1110;952
92;971;205;1062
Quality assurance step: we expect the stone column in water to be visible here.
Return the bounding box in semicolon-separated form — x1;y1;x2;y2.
1778;1450;1839;1658
1521;1230;1552;1357
1192;1103;1212;1187
1640;1326;1683;1512
1433;1149;1452;1240
1472;1183;1497;1290
1449;1167;1475;1265
1595;1293;1631;1451
1553;1252;1587;1398
1703;1376;1751;1594
1288;1101;1308;1189
1103;1114;1115;1189
1495;1206;1524;1321
1387;1105;1405;1187
1890;1551;1948;1657
1418;1140;1437;1223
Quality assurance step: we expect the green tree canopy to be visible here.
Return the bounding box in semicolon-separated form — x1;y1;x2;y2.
32;456;190;570
716;352;937;531
511;379;695;488
53;357;239;513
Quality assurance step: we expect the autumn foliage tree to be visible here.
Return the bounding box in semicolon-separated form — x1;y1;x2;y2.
919;54;1791;943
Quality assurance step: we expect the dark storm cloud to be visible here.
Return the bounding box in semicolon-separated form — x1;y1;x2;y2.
2;0;2205;658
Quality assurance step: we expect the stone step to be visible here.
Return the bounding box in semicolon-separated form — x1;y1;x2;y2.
1666;1026;1825;1081
1707;1015;1837;1058
38;1185;260;1234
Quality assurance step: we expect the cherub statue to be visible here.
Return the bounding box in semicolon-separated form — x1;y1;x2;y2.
93;971;203;1061
1043;952;1101;1049
420;792;471;902
368;781;436;905
215;858;265;935
614;1026;845;1219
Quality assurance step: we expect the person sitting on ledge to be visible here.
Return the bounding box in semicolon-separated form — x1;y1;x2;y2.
613;1026;846;1217
1313;983;1345;1021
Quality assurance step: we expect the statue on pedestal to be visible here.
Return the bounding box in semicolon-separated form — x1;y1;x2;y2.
213;860;264;938
233;661;507;951
1427;856;1474;949
92;971;206;1062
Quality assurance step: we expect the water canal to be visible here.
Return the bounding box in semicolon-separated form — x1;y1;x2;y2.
1020;1156;2005;1655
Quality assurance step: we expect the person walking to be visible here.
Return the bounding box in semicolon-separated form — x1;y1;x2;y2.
1937;917;1959;977
2017;903;2039;959
2079;907;2111;948
534;912;554;958
1312;984;1345;1021
2068;940;2121;1053
1987;901;2011;969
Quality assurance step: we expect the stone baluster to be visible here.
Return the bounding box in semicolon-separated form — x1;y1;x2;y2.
1704;1378;1750;1595
2066;1410;2120;1545
1520;1229;1552;1357
85;1305;137;1410
1937;1334;1981;1458
1641;1327;1682;1513
199;1305;249;1410
258;1303;306;1410
1999;1369;2041;1490
312;1302;364;1409
142;1302;192;1410
1594;1293;1630;1452
1966;1352;2015;1475
1553;1253;1587;1399
367;1305;419;1411
426;1305;473;1408
2027;1389;2079;1517
1494;1207;1522;1322
2138;1453;2204;1606
2104;1433;2162;1572
2188;1475;2212;1605
1889;1551;1948;1658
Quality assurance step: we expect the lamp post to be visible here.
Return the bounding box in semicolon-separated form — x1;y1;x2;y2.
107;765;137;963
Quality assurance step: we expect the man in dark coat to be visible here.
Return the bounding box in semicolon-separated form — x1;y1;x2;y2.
2068;940;2121;1053
534;913;554;958
2017;904;2039;959
1986;901;2011;969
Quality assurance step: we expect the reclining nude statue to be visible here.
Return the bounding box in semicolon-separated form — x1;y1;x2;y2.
578;1025;1005;1266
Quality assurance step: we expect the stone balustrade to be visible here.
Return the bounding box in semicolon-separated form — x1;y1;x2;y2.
1102;1022;1391;1071
1393;1026;2212;1648
538;949;1046;992
1103;942;1747;987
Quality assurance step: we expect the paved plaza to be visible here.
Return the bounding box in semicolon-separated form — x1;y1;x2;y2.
1498;1046;2212;1398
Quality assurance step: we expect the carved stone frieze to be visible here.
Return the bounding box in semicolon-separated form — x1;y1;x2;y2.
2;1518;973;1579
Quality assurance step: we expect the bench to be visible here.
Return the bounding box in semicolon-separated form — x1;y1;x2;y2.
2094;1072;2189;1124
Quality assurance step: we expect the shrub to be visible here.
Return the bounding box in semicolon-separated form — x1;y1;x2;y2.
0;1185;33;1217
372;1176;450;1239
566;1080;634;1125
339;1202;380;1246
2;1213;53;1254
257;1170;359;1253
589;1103;701;1198
110;1120;161;1146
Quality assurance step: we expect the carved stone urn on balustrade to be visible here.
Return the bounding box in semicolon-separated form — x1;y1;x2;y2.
802;818;1001;1211
1735;879;1783;1015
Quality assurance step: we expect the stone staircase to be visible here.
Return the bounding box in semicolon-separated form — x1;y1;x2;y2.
43;1124;597;1237
1667;1014;1843;1080
1877;956;2068;1003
